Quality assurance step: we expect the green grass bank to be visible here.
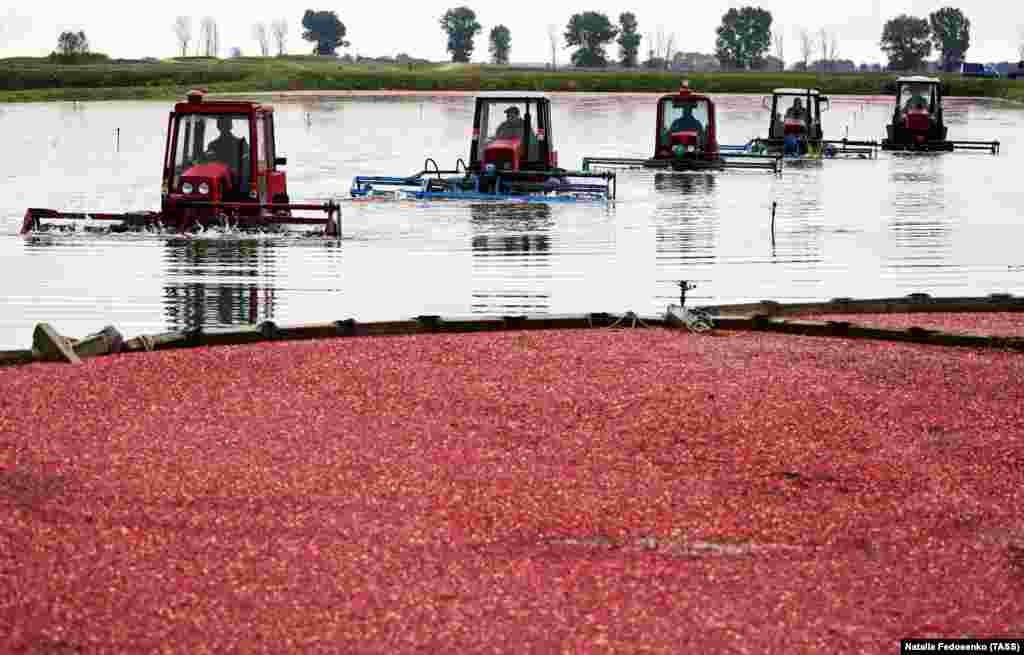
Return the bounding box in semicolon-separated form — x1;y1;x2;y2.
2;56;1022;103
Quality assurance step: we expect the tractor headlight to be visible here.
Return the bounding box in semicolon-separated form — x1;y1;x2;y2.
181;182;194;194
198;182;210;195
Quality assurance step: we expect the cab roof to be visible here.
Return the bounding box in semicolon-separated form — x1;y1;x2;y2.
174;89;270;114
476;92;549;101
896;76;941;84
772;88;821;96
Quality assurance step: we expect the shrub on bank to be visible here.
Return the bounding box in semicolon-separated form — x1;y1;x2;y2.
0;59;1019;101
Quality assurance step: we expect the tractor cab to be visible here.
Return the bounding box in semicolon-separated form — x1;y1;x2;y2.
163;90;289;215
470;94;556;173
764;88;827;155
883;76;946;148
654;82;719;163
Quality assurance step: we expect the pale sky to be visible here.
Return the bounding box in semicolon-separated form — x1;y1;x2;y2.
1;2;1020;66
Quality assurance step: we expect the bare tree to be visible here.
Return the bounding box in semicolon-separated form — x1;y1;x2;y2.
199;17;219;57
271;19;287;56
798;28;812;69
173;17;192;58
663;32;675;70
827;33;839;66
253;22;269;56
772;28;784;68
1019;26;1024;60
818;27;829;71
546;24;558;69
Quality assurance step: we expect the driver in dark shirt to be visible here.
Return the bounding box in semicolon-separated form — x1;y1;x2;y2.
494;106;525;140
670;104;703;134
206;116;244;168
785;98;807;121
903;88;929;114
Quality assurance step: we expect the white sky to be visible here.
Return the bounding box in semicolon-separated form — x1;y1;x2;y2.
1;2;1020;65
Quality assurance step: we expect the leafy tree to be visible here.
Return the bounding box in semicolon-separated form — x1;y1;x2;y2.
489;25;511;64
617;12;640;68
565;12;618;68
302;10;349;56
715;7;772;69
929;7;970;73
439;7;481;63
57;30;89;57
880;15;932;71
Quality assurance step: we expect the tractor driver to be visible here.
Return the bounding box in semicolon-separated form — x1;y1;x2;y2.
785;98;808;122
205;116;246;171
494;106;529;140
670;103;704;139
902;85;929;114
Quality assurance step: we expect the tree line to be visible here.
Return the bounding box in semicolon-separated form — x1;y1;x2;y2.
432;5;983;72
49;5;989;71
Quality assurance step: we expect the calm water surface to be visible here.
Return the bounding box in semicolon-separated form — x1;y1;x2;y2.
1;92;1022;348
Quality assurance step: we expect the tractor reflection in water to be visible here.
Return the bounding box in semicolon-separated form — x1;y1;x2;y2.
653;172;717;195
469;203;553;315
162;238;278;332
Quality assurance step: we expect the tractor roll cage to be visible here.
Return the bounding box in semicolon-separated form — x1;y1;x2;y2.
891;77;943;125
655;90;716;155
164;100;268;200
764;88;827;140
469;94;553;172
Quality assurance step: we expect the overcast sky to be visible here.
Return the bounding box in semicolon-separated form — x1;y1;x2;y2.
1;2;1020;66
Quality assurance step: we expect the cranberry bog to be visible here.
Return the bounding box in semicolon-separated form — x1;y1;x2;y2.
2;324;1022;653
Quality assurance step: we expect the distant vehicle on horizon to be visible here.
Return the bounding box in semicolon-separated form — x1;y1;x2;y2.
960;62;1000;78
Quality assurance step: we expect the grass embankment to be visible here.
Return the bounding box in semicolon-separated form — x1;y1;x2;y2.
2;56;1022;102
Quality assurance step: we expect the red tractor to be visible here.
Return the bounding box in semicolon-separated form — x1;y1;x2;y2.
23;90;340;235
350;93;616;200
582;82;780;173
881;76;999;153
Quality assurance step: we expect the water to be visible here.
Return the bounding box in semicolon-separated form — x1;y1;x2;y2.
1;92;1023;349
